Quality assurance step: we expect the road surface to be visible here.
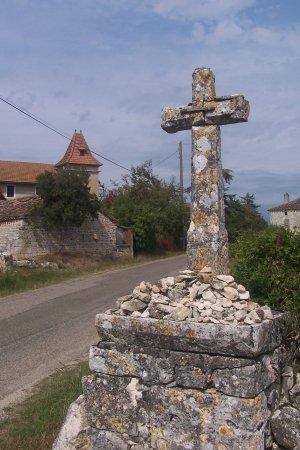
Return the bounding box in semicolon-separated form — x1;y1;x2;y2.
0;254;186;411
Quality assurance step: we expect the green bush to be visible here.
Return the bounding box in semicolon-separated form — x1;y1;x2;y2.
230;226;300;334
32;169;101;227
102;161;190;253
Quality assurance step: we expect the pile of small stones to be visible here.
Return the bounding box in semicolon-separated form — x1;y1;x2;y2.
106;268;274;325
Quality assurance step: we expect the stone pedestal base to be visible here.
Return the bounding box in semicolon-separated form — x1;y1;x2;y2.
80;313;290;449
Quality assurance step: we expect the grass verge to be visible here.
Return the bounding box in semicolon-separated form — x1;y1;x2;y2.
0;252;184;297
0;362;90;450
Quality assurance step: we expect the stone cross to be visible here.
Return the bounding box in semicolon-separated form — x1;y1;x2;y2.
161;68;249;275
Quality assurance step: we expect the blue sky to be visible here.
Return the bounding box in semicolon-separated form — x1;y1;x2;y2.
0;0;299;218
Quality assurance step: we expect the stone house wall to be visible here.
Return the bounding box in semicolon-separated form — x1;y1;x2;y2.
270;210;300;232
0;182;36;199
0;213;132;260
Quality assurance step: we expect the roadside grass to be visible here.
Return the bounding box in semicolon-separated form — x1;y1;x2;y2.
0;252;184;297
0;362;90;450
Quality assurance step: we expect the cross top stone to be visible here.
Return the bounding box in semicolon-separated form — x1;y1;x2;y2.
162;68;249;133
161;68;249;275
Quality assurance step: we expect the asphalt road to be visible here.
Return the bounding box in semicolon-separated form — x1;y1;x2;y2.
0;254;186;411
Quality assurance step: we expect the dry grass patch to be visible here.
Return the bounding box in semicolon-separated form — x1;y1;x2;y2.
0;362;90;450
0;252;183;297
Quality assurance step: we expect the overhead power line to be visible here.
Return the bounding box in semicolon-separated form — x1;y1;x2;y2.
0;96;70;140
0;95;130;172
153;149;178;167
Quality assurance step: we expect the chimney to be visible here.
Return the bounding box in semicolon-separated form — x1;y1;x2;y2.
283;193;290;204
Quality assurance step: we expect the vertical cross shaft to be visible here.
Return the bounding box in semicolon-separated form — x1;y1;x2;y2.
188;69;228;274
161;67;249;275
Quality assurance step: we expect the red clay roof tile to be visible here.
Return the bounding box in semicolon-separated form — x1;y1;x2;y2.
55;131;101;167
0;161;55;183
269;197;300;212
0;196;41;222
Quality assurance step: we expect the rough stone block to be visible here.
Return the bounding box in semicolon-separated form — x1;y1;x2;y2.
146;386;268;450
90;342;290;401
52;395;90;450
271;405;300;449
87;429;131;450
82;372;270;449
82;374;149;438
211;345;289;398
95;313;290;357
89;346;174;384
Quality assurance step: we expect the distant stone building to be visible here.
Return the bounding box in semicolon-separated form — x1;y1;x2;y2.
0;130;102;199
55;131;101;196
269;193;300;232
0;131;133;259
0;196;133;260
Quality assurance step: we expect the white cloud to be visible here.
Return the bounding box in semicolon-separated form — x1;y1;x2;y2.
150;0;256;21
250;26;282;45
205;19;243;44
0;0;299;208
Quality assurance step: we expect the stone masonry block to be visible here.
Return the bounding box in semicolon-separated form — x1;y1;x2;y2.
95;313;290;357
89;346;174;384
147;386;269;450
90;343;289;398
211;344;290;398
83;372;269;450
82;374;149;439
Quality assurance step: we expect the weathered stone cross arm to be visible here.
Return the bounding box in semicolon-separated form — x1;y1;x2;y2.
161;95;249;133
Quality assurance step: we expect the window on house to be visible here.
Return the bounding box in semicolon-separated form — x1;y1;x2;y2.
79;149;86;156
285;211;287;216
6;185;15;198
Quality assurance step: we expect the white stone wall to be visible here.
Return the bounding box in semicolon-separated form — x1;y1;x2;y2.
0;182;36;199
270;210;300;232
0;213;132;260
0;220;24;255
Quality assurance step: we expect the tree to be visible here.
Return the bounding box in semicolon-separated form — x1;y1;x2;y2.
32;169;101;227
102;161;190;253
223;172;267;242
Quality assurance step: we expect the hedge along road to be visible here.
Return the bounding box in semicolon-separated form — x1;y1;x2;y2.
0;254;186;412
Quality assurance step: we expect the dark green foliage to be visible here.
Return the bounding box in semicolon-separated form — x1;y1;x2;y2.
225;186;267;242
102;161;190;253
231;226;300;334
32;170;101;227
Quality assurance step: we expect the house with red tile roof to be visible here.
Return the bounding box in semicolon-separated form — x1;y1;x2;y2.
0;161;55;199
269;193;300;232
0;131;102;199
0;132;133;260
